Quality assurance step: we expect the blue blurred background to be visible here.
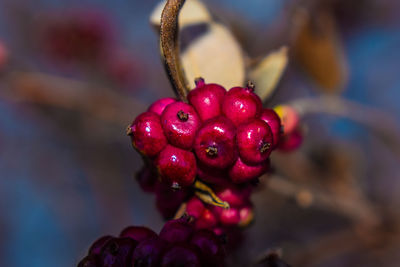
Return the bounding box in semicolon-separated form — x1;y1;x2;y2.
0;0;399;266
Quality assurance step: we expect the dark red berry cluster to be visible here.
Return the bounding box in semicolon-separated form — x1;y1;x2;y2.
128;78;281;188
128;78;284;232
78;216;225;267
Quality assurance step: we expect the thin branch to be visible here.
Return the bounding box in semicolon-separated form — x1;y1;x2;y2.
160;0;189;102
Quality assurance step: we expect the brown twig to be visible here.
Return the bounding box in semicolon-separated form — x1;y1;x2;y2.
160;0;189;102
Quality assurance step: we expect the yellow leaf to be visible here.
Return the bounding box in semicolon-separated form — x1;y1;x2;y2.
249;46;288;101
181;22;245;89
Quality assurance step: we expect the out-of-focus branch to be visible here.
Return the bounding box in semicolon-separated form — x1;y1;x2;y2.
290;96;400;158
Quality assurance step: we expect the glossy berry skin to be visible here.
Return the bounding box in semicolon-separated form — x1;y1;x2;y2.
260;108;282;149
194;116;238;169
196;209;218;230
236;118;273;165
191;230;224;266
148;97;177;116
88;235;113;255
99;238;137;267
119;226;157;243
219;207;241;226
161;244;201;267
129;112;167;157
186;197;205;219
188;80;226;121
156;145;197;187
229;157;269;184
215;184;252;208
161;102;201;150
132;237;167;267
159;217;194;244
221;86;262;127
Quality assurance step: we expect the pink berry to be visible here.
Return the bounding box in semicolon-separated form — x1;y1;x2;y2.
188;78;226;121
128;112;167;157
196;209;218;230
219;207;241;226
159;217;194;244
260;108;282;149
186;197;205;219
119;226;157;243
221;86;262;127
274;105;299;136
194;116;238;169
156;145;197;188
239;205;254;227
161;102;201;149
148;97;177;116
236;118;273;165
216;184;252;208
229;157;269;184
278;128;303;152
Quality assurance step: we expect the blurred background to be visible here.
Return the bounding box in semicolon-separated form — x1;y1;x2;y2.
0;0;400;266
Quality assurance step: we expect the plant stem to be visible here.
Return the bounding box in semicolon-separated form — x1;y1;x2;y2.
160;0;189;102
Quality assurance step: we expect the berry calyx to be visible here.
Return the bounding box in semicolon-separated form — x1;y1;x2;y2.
236;118;273;165
188;78;226;121
221;86;262;126
161;102;201;149
128;112;167;157
156;145;197;187
194;116;237;169
148;97;177;116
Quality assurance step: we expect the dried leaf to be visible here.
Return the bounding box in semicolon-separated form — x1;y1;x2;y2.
292;9;348;93
249;46;288;101
181;22;245;89
150;0;211;29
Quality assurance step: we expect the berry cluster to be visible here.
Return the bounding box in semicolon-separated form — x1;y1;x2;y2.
128;78;287;234
128;78;281;188
78;216;225;267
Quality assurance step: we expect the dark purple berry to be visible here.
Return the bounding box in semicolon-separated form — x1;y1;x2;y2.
99;237;137;267
132;237;168;267
119;226;157;243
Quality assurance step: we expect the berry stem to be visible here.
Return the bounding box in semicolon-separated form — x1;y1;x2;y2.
160;0;189;102
193;180;230;209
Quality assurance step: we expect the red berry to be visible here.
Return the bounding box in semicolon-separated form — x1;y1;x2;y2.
194;116;238;169
132;237;167;267
236;118;273;165
161;102;201;149
156;145;197;188
148;97;177;116
129;112;167;157
99;238;137;267
239;205;254;227
159;217;194;244
229;157;269;184
196;162;229;185
188;79;226;121
156;182;189;219
216;184;252;207
260;108;282;149
221;86;262;127
88;235;113;255
161;244;201;267
119;226;157;243
186;197;205;219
